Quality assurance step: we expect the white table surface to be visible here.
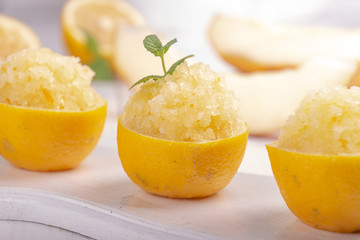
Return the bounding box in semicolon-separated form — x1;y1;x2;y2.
0;220;90;240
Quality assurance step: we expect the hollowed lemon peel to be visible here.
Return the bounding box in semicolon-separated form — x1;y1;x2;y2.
117;116;248;198
0;102;107;171
267;142;360;233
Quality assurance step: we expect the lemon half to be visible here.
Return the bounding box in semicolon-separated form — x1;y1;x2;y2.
267;143;360;233
0;48;107;171
117;116;248;198
0;14;40;61
0;103;106;171
61;0;145;63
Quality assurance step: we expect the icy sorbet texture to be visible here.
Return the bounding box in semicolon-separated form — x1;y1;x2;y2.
122;62;246;142
278;87;360;155
0;48;104;111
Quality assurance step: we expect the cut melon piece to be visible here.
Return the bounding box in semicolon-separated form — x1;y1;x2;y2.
113;25;181;86
225;57;360;135
209;15;360;72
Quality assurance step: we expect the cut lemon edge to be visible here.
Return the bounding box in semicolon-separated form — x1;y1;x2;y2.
117;115;249;198
61;0;145;63
0;14;40;61
267;142;360;233
0;102;107;171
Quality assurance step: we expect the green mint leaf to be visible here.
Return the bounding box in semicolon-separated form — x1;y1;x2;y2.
85;31;99;57
130;75;163;90
143;34;163;57
131;34;194;90
167;54;194;75
89;58;113;80
85;31;113;80
162;38;177;55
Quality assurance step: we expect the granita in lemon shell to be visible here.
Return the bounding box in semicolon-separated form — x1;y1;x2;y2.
117;35;248;198
267;87;360;232
0;48;107;171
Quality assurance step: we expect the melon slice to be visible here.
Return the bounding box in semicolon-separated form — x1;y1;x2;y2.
225;57;360;135
209;15;360;72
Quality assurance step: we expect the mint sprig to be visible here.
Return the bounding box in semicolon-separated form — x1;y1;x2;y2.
130;34;194;89
85;32;113;81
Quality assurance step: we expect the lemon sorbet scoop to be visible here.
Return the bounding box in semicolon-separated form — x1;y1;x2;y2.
0;48;107;171
278;86;360;155
118;60;248;198
267;86;360;232
122;62;246;142
0;48;104;110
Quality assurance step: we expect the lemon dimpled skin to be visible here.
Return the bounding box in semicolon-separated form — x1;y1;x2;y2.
267;87;360;232
0;104;106;171
118;116;248;198
0;48;107;171
267;144;360;233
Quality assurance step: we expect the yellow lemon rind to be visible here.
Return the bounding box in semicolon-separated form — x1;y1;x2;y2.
0;102;107;171
117;116;248;199
267;142;360;233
